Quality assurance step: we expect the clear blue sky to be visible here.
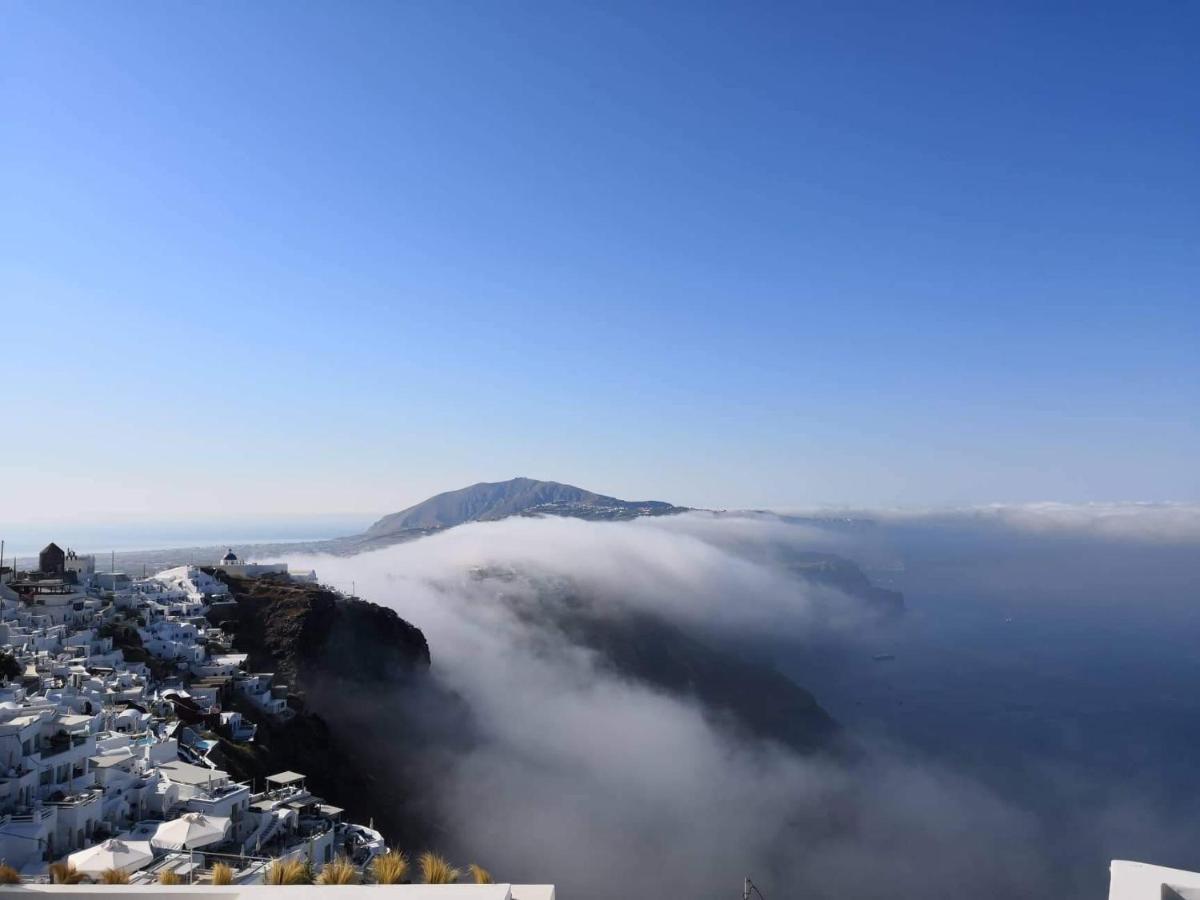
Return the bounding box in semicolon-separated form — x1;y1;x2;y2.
2;1;1197;521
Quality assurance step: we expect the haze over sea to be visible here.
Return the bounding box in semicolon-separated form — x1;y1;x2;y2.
781;515;1200;893
0;516;370;562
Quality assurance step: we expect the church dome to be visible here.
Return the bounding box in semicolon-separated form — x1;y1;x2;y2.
222;549;239;563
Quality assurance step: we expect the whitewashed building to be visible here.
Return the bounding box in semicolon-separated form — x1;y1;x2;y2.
1110;859;1200;899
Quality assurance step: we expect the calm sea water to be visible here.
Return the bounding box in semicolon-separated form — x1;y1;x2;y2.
780;523;1200;895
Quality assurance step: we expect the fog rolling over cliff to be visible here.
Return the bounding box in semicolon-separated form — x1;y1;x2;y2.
279;512;1057;900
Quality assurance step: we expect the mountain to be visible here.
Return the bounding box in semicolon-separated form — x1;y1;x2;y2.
362;477;685;539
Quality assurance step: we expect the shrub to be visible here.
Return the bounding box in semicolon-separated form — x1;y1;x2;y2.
49;862;86;884
264;858;313;885
418;852;460;885
316;857;359;885
0;653;21;682
0;863;21;884
369;851;408;885
211;862;235;885
98;869;131;884
469;863;494;885
159;870;184;885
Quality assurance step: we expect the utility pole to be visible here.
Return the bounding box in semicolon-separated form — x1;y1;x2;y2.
744;877;750;900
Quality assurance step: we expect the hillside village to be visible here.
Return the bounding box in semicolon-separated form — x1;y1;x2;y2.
0;542;388;884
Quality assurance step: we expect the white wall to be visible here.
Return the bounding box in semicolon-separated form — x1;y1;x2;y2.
1109;860;1200;899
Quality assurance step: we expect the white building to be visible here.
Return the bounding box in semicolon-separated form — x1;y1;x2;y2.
149;566;229;600
0;538;369;882
236;673;290;718
217;549;288;579
63;551;95;581
1110;859;1200;899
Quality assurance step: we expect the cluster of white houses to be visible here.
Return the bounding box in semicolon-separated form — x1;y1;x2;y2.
0;544;383;884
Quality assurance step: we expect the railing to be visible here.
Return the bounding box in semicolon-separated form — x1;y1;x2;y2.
8;806;54;822
37;734;89;759
44;789;101;808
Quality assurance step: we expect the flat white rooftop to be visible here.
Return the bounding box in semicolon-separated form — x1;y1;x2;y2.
1110;859;1200;899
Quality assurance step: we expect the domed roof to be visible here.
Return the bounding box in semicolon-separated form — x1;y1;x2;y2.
222;549;238;562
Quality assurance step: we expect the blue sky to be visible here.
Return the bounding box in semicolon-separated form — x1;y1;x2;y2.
2;1;1197;521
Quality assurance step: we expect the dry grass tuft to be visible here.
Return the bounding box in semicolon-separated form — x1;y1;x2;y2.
369;851;408;885
98;868;131;884
211;862;235;885
265;858;313;885
468;863;494;885
158;870;184;885
316;857;360;885
419;851;460;885
0;863;21;885
49;863;86;885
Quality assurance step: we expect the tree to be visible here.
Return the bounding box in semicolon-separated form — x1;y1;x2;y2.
0;652;21;682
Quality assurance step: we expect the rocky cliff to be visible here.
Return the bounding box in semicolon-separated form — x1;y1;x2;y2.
474;568;838;753
785;551;904;617
204;572;439;847
206;571;429;692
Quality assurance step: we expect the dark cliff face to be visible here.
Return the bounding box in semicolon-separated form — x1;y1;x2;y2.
477;570;838;753
561;608;838;751
784;551;904;617
207;571;430;693
204;571;441;847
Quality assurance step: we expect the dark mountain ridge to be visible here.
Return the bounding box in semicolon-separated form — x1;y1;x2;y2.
784;551;904;617
470;567;838;752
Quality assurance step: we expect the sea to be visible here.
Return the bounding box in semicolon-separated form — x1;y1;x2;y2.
780;521;1200;895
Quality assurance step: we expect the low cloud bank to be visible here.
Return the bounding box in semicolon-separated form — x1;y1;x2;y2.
799;501;1200;543
283;513;1183;899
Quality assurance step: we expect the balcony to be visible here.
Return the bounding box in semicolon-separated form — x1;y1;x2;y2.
8;806;54;822
37;734;89;759
44;788;100;808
